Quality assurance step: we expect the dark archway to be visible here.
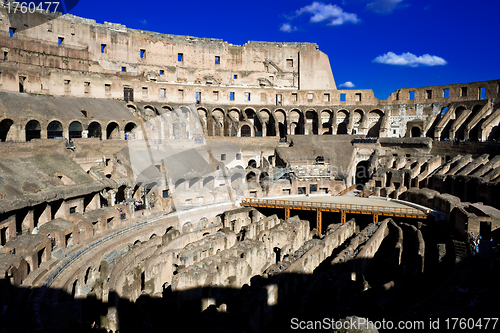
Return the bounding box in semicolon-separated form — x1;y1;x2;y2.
246;171;256;181
411;126;421;138
47;121;63;139
69;121;83;139
290;110;304;135
26;120;41;141
106;122;120;140
356;160;370;185
245;109;262;137
248;159;257;168
278;123;286;138
0;118;14;142
366;122;381;137
124;122;137;139
116;185;127;203
337;123;348;134
88;122;102;139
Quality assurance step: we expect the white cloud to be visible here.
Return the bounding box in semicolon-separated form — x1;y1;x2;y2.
140;19;148;25
373;52;447;67
296;2;360;26
280;23;297;32
366;0;404;14
339;81;356;88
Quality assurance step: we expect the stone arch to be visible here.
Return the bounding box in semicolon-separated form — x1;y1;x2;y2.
68;121;83;139
259;108;276;136
106;122;120;140
175;178;185;189
453;105;469;140
161;105;173;111
289;109;304;135
228;109;240;121
180;106;192;120
353;109;364;125
305;109;318;135
124;122;137;139
203;176;215;188
88;121;102;139
248;159;257;168
245;108;263;136
231;172;244;184
336;110;349;134
47;120;63;139
189;177;201;189
127;105;137;116
144;105;160;116
274;109;287;138
211;108;225;136
182;222;192;234
246;171;256;181
468;104;485;141
197;106;207;118
320;110;333;134
366;109;384;137
0;118;15;142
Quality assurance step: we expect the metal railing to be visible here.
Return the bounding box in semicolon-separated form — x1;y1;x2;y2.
241;198;428;218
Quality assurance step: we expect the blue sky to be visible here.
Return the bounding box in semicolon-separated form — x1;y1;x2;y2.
70;0;500;100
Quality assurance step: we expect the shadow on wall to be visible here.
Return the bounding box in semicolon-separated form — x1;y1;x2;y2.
1;226;499;333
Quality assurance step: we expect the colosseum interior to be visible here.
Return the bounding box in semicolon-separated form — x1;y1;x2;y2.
0;5;499;333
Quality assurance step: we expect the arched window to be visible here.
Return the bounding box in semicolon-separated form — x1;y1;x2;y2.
69;121;83;139
0;119;14;142
47;121;63;139
106;122;120;140
26;120;41;141
124;122;137;140
88;122;102;139
241;125;251;137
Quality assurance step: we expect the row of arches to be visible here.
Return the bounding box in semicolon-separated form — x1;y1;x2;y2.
195;106;386;138
420;103;500;141
0;118;137;142
172;171;246;191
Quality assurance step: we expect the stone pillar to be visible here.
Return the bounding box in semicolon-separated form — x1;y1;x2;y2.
108;190;117;207
21;209;34;233
54;201;68;219
87;193;100;211
37;203;51;227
